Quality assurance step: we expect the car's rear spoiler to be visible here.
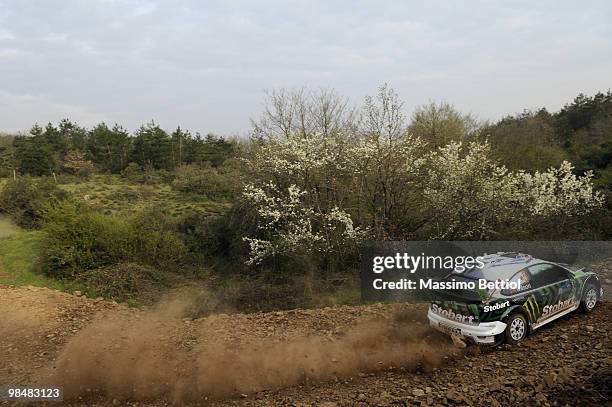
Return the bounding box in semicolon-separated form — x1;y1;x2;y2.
557;262;591;273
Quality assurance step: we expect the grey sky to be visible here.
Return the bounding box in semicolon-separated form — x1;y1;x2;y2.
0;0;611;136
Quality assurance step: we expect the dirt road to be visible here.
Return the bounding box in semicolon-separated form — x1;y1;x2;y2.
0;285;610;406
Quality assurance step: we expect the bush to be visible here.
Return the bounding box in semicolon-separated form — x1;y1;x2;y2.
40;200;189;279
41;200;135;277
172;163;239;199
178;201;257;266
76;262;168;302
62;150;95;177
129;207;190;272
141;169;175;185
0;176;66;228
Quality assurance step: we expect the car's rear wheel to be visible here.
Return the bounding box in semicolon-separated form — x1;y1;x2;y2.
580;285;598;313
505;313;528;345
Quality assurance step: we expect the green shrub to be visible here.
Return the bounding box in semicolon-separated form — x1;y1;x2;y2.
40;200;189;279
172;163;239;199
0;176;66;228
76;262;167;302
41;200;135;277
129;207;189;272
178;202;257;265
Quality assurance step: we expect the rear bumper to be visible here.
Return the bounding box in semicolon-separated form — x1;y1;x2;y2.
427;308;507;345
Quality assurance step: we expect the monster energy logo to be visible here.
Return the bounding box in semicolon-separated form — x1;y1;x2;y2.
522;296;540;322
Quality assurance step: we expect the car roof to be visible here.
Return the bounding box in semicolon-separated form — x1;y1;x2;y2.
461;252;549;280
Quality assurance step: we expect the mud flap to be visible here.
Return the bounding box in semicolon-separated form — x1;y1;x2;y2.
451;333;467;348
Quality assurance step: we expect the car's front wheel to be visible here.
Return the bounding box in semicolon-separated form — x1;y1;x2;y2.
505;313;528;345
580;284;598;313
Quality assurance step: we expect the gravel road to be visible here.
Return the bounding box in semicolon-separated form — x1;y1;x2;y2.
0;285;609;406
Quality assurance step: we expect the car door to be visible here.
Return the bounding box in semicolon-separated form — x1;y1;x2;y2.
501;268;541;325
527;263;577;324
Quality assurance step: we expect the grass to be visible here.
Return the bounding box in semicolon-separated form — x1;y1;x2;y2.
0;227;63;289
0;226;163;303
0;215;20;238
58;174;230;217
0;215;91;293
0;227;98;297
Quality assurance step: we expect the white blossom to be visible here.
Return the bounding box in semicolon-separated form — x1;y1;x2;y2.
243;132;603;260
423;142;603;238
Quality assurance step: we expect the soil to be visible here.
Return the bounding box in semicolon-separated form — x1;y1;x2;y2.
0;285;610;406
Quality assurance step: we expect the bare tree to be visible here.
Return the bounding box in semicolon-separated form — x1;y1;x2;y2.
309;88;356;138
251;87;355;140
251;88;298;140
361;83;406;142
356;84;426;239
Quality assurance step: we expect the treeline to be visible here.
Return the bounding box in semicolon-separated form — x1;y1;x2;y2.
1;90;609;190
484;91;612;190
0;121;236;177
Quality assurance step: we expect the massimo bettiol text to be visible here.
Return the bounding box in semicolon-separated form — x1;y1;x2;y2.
370;253;521;291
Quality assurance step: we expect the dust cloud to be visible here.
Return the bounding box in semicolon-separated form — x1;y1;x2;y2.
51;297;461;404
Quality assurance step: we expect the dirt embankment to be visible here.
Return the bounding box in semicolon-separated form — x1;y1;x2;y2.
0;285;610;406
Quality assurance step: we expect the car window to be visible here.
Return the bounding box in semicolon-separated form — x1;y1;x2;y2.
528;263;570;287
501;268;532;296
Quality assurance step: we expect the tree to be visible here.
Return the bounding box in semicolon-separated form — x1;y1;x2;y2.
419;141;602;239
242;85;606;270
13;126;57;176
42;122;67;159
86;123;131;173
483;109;568;172
170;126;188;167
251;88;356;140
58;119;88;152
483;92;612;191
199;134;235;167
131;122;173;170
62;150;95;177
244;87;366;272
356;84;427;238
555;92;612;191
243;183;366;267
409;101;479;149
0;133;15;177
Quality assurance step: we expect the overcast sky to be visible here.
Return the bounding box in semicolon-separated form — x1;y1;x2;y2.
0;0;611;136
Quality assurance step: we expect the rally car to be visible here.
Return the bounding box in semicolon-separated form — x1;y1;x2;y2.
427;252;602;345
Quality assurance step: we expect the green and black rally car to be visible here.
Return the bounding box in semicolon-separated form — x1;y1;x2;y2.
427;252;603;345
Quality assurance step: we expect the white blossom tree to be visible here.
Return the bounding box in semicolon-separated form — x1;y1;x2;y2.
422;141;515;238
423;142;604;238
242;85;605;266
243;183;367;265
